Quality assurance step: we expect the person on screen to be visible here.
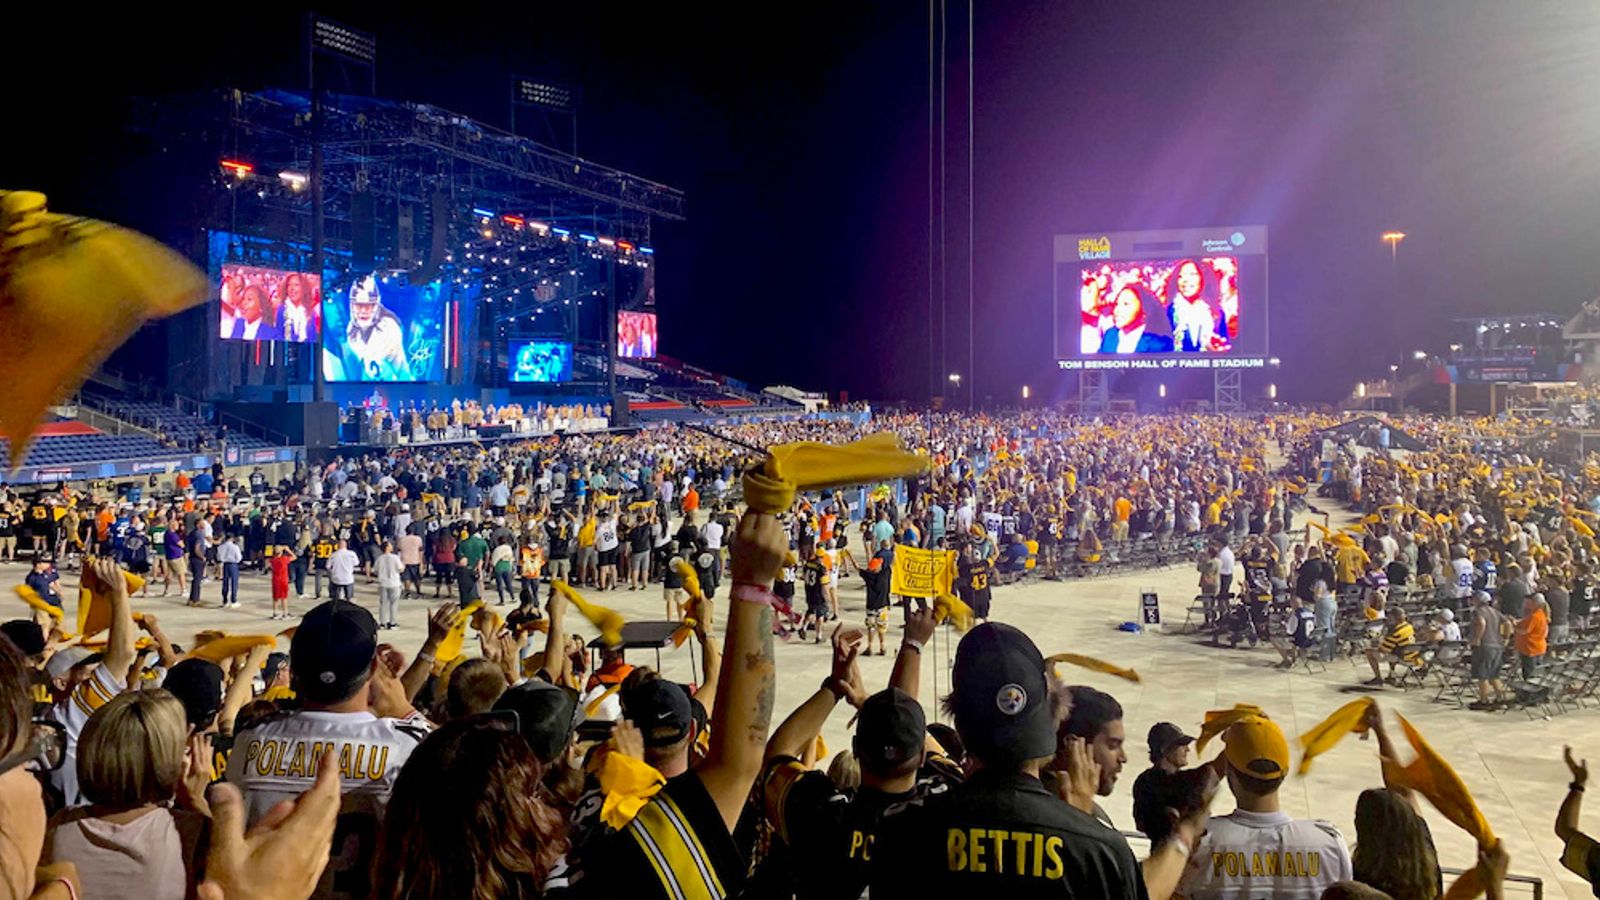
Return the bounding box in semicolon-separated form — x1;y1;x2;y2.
1098;285;1174;354
1168;259;1221;353
228;285;281;341
281;272;319;343
619;317;639;358
640;318;655;357
344;274;412;380
1079;271;1114;354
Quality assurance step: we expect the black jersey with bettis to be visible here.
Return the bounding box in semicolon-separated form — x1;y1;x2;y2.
870;770;1147;898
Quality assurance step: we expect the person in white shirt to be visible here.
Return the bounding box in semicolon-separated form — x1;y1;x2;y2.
225;601;429;900
1450;545;1475;602
375;542;403;629
48;559;138;808
1216;542;1237;600
217;534;244;608
1175;710;1351;900
594;511;620;591
328;539;360;602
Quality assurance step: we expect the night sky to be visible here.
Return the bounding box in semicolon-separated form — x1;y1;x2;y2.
7;2;1600;404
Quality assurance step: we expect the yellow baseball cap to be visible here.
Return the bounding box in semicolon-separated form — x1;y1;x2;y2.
1222;714;1290;781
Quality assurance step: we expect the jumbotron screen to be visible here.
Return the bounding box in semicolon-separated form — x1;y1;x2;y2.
510;340;573;383
322;274;449;382
218;264;322;343
1053;226;1269;369
618;310;657;359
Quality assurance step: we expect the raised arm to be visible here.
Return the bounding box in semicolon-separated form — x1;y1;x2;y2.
218;644;272;737
401;604;459;701
765;626;864;762
540;586;569;685
97;559;137;678
889;609;936;701
692;594;721;718
1558;745;1589;843
138;612;179;671
698;511;785;830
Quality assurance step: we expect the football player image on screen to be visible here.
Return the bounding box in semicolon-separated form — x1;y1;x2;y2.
343;275;412;381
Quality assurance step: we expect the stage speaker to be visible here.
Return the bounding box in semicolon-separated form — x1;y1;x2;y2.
396;202;416;266
611;394;629;428
301;402;341;449
350;190;376;268
414;189;450;284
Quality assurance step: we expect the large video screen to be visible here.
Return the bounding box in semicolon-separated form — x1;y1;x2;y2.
323;274;448;382
510;340;573;383
1054;227;1269;366
618;311;658;359
219;264;322;343
1076;256;1242;354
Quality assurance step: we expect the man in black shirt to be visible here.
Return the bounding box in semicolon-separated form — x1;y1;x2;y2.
870;623;1150;898
957;542;994;623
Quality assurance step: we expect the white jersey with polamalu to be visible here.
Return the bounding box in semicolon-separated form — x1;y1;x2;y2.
225;709;430;900
1175;809;1352;900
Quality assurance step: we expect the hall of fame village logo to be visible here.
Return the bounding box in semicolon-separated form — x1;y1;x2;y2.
1077;236;1111;260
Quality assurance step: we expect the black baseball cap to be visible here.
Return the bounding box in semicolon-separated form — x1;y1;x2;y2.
1148;721;1195;756
290;601;378;703
164;658;224;730
950;623;1055;766
621;679;694;748
853;688;925;775
493;680;581;763
0;620;45;657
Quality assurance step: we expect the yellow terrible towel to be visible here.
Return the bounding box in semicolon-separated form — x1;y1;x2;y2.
1046;653;1142;684
552;580;625;648
187;634;278;663
1195;704;1267;755
76;561;145;640
932;593;974;633
596;751;666;830
1295;698;1372;775
435;602;481;663
1382;714;1496;900
742;432;928;514
0;190;207;468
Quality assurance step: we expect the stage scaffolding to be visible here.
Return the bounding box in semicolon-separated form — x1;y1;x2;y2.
132;88;683;402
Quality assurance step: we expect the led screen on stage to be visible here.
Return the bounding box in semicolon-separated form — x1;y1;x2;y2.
510;340;573;383
323;274;448;382
1053;226;1269;367
219;264;322;343
618;310;658;359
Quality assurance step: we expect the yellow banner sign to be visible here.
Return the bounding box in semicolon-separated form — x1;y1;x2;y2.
891;544;958;599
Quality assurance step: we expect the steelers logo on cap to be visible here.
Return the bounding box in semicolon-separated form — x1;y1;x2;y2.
995;684;1027;716
320;671;336;684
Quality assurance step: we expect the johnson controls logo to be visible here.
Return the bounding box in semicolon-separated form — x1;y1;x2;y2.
1077;236;1111;260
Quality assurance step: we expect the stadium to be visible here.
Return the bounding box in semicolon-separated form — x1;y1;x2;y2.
3;5;1600;899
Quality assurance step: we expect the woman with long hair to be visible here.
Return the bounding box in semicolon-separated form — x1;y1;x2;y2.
370;717;568;899
0;635;75;899
1349;787;1442;900
1167;259;1219;353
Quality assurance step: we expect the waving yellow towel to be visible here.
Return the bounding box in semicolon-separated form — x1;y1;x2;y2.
552;580;625;648
741;432;928;514
75;562;145;640
1382;714;1496;900
1046;652;1141;684
0;190;207;467
1295;698;1373;775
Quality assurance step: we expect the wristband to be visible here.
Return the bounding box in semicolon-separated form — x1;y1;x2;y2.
903;638;924;654
53;878;78;900
821;677;847;700
1167;838;1191;860
731;583;776;606
1573;781;1587;793
417;652;436;664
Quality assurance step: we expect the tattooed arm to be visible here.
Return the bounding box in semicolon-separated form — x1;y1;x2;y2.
698;510;785;831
